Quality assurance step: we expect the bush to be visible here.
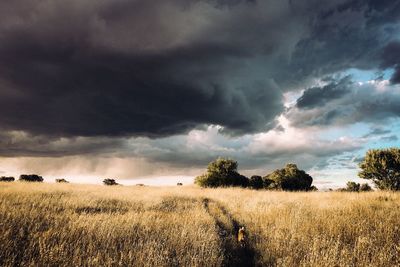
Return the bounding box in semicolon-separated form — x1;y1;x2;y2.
55;178;69;183
359;148;400;190
346;181;360;192
309;185;318;191
249;175;263;189
19;174;43;182
264;163;313;191
103;179;118;186
195;158;249;188
360;183;372;191
338;182;373;192
177;183;183;186
262;177;275;189
0;176;15;182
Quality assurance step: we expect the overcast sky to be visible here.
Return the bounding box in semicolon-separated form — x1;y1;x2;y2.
0;0;400;188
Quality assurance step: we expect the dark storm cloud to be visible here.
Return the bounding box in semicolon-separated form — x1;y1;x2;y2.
0;131;126;157
381;41;400;84
0;0;399;143
287;77;400;127
296;76;351;109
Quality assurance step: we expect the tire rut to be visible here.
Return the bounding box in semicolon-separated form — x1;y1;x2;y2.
202;198;257;267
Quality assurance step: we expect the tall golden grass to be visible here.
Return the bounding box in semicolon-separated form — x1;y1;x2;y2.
0;182;399;266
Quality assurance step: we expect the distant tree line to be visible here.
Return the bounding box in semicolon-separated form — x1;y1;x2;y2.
1;148;399;191
0;176;15;182
19;174;44;182
195;147;400;191
337;181;372;192
195;158;315;191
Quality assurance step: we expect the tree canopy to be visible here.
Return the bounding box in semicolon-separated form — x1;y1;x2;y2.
195;158;249;188
358;148;400;191
263;163;313;191
249;175;263;189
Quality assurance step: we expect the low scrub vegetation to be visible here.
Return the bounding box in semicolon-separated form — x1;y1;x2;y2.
55;178;69;183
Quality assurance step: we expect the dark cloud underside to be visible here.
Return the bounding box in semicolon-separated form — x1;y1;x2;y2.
0;0;399;142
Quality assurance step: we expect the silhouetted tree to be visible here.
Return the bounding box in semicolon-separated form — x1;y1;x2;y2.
103;179;118;186
55;178;69;183
19;174;43;182
177;183;183;186
359;148;400;190
195;158;249;188
0;176;15;182
263;164;313;191
249;175;263;189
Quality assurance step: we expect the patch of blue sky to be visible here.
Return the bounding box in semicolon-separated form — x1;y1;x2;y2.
318;122;370;141
344;68;394;82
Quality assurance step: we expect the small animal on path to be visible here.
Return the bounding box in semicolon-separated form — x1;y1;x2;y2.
237;226;246;247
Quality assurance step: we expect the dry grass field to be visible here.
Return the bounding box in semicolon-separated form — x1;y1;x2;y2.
1;182;399;267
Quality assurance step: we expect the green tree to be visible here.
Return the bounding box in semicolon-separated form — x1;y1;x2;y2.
358;148;400;190
264;163;313;191
345;181;360;192
195;158;249;188
249;175;263;189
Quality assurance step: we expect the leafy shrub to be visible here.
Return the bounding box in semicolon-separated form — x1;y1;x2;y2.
19;174;43;182
309;185;318;191
360;183;372;192
103;179;118;186
195;158;249;188
346;181;360;192
55;179;69;183
249;175;263;189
